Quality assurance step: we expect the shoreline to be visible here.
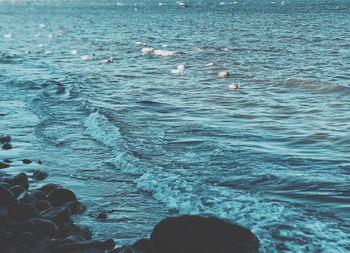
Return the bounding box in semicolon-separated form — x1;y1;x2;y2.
0;134;259;253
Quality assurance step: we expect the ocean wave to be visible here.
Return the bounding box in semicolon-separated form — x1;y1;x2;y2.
286;78;349;94
136;170;350;252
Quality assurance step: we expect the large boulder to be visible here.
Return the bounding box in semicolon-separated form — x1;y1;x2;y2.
48;188;77;206
0;184;17;206
7;203;39;221
5;173;29;190
150;215;259;253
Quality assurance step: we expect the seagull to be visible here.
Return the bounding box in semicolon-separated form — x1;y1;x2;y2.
206;62;215;67
218;70;230;77
171;64;185;75
101;57;113;64
4;33;12;39
228;83;240;91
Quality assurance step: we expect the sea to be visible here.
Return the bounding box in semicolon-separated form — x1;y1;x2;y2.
1;0;350;252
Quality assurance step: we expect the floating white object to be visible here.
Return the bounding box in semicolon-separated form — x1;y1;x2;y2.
228;83;240;91
4;33;12;39
101;57;113;64
141;47;154;54
45;50;52;55
39;23;46;28
170;64;185;75
71;49;78;55
81;55;91;61
218;70;230;77
153;49;176;57
206;62;215;66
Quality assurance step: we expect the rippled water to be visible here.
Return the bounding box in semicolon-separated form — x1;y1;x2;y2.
1;0;350;252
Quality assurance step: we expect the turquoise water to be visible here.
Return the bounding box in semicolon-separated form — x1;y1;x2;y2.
1;1;350;252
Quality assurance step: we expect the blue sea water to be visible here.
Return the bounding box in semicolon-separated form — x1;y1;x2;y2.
1;0;350;252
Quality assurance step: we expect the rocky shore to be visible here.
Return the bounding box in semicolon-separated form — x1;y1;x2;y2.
1;134;259;253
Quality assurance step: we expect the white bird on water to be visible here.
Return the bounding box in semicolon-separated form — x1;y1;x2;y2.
81;53;95;61
4;33;12;39
218;70;230;77
101;57;113;64
228;83;240;91
171;64;185;75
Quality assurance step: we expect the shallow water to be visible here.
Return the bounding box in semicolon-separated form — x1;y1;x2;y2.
1;0;350;252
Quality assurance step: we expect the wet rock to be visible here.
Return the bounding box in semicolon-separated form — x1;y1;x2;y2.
34;200;51;212
9;185;26;198
133;239;151;253
0;135;11;143
40;207;72;225
56;240;101;252
0;214;12;227
30;218;59;237
2;142;13;150
0;182;12;188
8;203;39;221
64;201;86;215
0;162;10;169
33;170;48;180
0;184;17;205
38;183;62;195
17;192;37;205
101;239;116;250
32;190;48;201
22;159;32;164
48;188;77;206
58;223;92;240
6;173;29;190
150;215;259;253
9;219;40;236
37;160;43;164
18;232;35;247
3;159;12;163
96;211;108;221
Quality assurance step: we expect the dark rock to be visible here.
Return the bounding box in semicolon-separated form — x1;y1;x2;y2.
150;215;259;253
0;162;10;169
0;184;17;206
64;201;86;215
32;190;48;201
9;220;40;236
0;214;12;227
37;160;43;164
30;218;59;237
101;239;116;250
8;203;39;221
58;223;92;240
35;200;51;212
22;159;32;164
33;170;48;180
0;182;12;188
3;159;12;163
56;240;101;251
96;211;108;221
18;232;35;247
2;142;12;150
0;135;11;143
48;188;77;206
40;207;72;225
5;173;29;190
9;185;26;198
133;239;151;253
17;192;37;205
38;183;62;195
